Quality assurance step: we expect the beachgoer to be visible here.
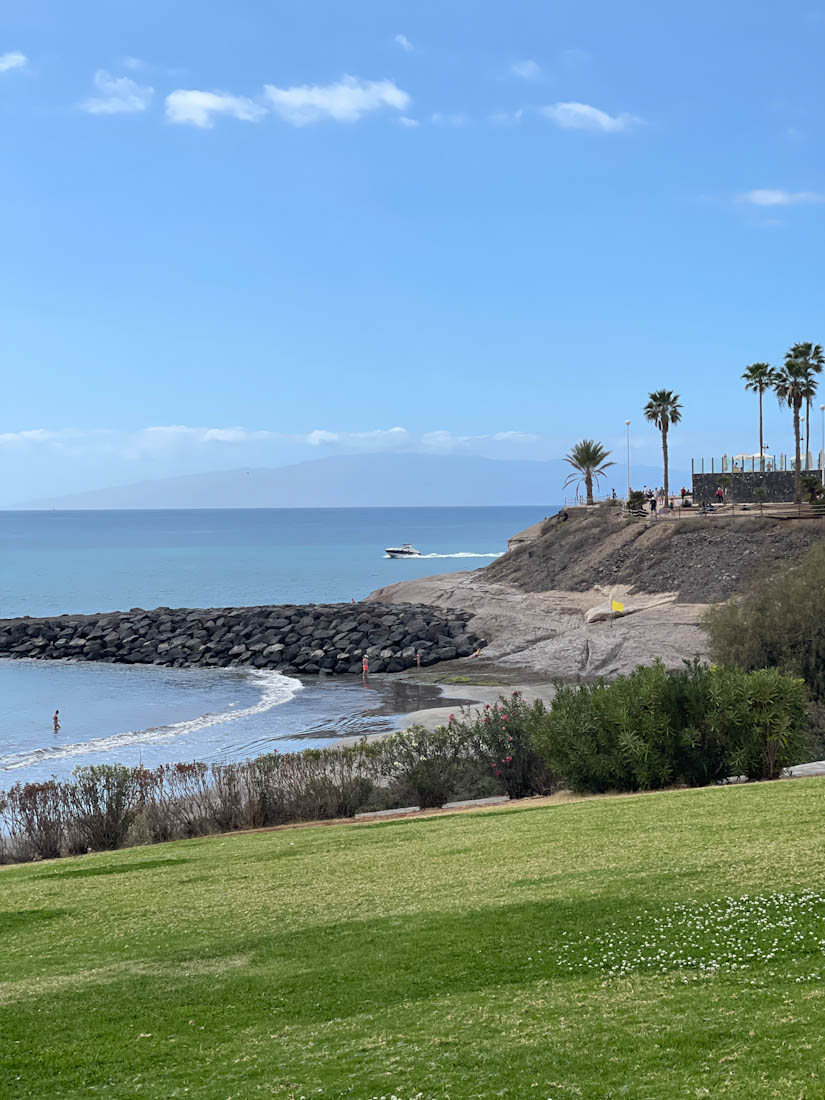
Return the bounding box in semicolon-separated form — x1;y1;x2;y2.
650;496;657;514
472;647;482;658
415;650;421;668
611;488;617;500
680;486;686;499
715;485;724;505
361;655;369;675
53;709;60;733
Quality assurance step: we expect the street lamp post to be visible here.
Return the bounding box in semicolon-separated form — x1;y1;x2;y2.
625;420;631;500
820;404;825;487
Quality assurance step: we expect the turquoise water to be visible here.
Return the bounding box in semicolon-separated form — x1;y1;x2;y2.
0;506;554;785
0;506;553;618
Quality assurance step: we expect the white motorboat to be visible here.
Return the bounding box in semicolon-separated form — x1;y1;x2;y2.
385;543;422;558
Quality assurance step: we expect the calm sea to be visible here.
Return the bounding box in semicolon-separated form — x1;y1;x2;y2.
0;506;553;785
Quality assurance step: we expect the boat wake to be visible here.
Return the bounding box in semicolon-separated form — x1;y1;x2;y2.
420;551;504;559
384;551;503;560
0;670;302;774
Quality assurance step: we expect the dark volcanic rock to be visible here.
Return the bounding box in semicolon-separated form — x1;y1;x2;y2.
0;602;483;676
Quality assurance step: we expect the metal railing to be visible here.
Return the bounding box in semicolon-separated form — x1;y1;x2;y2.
691;452;825;475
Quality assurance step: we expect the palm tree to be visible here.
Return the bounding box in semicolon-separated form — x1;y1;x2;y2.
741;362;776;467
785;342;824;464
774;360;815;502
643;390;682;502
563;440;614;505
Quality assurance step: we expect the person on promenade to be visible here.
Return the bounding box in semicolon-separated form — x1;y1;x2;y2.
716;485;724;505
53;709;60;733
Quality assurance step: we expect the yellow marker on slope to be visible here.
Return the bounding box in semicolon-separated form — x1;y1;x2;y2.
611;600;625;613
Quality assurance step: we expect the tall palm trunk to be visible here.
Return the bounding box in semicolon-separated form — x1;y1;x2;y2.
793;402;802;503
806;396;811;468
661;423;669;502
758;390;764;469
585;471;594;505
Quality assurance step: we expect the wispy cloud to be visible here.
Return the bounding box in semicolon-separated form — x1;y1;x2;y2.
738;188;825;206
394;33;414;53
165;89;266;128
510;59;540;80
399;116;419;128
0;51;27;73
490;109;524;125
431;111;466;126
0;425;543;458
263;75;410;125
541;101;642;133
81;70;154;114
122;56;146;71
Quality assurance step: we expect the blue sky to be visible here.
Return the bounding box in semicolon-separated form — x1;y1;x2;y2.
2;0;824;502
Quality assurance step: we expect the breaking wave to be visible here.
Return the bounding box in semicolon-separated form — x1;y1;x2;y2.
0;670;302;774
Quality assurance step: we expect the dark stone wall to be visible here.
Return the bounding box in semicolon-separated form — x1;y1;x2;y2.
0;603;484;675
692;470;818;503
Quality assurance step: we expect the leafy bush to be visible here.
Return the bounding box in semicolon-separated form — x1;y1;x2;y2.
374;724;478;807
535;661;807;792
63;765;141;851
451;693;554;798
704;544;825;702
4;781;65;861
706;666;807;781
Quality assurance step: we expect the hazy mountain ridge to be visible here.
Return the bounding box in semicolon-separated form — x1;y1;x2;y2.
13;453;687;510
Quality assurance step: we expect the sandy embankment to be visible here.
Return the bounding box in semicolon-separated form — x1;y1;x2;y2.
363;571;709;733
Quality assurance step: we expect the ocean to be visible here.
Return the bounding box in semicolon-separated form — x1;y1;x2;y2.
0;506;554;785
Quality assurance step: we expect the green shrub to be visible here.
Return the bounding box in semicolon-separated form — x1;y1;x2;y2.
706;666;807;780
704;544;825;702
534;661;807;793
450;692;554;798
374;724;478;808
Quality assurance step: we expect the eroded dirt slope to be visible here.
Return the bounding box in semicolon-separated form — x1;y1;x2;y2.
483;506;825;602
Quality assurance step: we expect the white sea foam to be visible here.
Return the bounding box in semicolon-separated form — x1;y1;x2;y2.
0;670;302;774
421;551;503;559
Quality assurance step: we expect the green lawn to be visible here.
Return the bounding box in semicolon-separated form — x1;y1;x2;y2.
3;781;825;1099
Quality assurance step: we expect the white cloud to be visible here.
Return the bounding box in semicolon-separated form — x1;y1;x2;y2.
82;70;154;115
541;101;642;133
399;115;419;128
490;109;524;125
0;429;60;445
165;89;266;128
304;427;410;448
738;189;825;206
263;75;410;125
492;431;539;443
141;425;274;445
510;59;540;80
0;51;27;73
394;34;414;52
431;111;466;126
122;56;146;71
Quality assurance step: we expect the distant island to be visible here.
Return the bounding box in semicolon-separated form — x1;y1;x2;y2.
11;453;687;510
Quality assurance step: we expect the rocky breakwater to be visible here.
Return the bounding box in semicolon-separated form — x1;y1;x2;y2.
0;603;484;675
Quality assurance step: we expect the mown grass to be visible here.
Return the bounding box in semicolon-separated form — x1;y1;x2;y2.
3;780;825;1098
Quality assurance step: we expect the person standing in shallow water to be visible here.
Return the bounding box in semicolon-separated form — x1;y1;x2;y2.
53;709;60;733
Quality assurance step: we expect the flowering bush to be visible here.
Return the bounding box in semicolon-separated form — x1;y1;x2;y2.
449;692;554;799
